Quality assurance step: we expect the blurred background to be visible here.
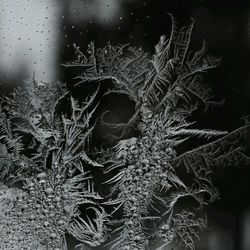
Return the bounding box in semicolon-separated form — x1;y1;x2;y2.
1;0;250;249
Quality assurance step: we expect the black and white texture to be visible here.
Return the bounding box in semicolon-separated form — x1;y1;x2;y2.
0;1;250;250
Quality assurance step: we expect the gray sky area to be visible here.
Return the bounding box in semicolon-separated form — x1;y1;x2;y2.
0;0;131;83
0;0;62;83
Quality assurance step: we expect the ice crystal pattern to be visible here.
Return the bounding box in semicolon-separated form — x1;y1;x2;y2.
0;14;249;250
0;80;108;249
67;15;250;250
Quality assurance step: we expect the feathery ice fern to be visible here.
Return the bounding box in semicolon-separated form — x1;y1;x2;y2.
66;15;250;250
0;80;108;249
0;15;249;250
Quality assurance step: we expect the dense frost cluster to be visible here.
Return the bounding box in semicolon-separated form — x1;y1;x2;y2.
0;15;249;250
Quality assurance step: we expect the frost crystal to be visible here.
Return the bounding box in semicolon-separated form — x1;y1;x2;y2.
0;14;249;250
67;15;250;249
0;78;107;249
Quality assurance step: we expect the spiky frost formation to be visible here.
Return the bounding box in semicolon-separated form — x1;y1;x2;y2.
158;211;207;250
102;103;249;250
0;166;108;250
0;173;108;250
2;79;65;129
68;15;250;249
0;79;108;249
63;42;149;105
0;79;65;179
104;103;225;250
